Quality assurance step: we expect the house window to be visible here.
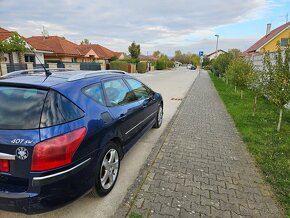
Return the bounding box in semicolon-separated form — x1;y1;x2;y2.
280;38;289;47
72;58;77;63
24;54;35;63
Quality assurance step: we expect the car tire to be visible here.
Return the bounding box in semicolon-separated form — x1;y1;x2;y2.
90;141;120;197
153;104;163;129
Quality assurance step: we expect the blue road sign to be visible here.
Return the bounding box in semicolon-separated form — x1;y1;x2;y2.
199;51;204;56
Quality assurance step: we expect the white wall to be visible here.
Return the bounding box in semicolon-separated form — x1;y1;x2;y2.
35;52;45;64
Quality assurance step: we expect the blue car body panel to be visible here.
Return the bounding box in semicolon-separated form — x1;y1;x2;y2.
0;71;162;214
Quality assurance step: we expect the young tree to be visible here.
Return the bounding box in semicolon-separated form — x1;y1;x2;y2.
262;43;290;131
80;39;91;45
225;57;254;99
128;41;140;59
248;68;263;116
0;40;9;62
6;33;29;64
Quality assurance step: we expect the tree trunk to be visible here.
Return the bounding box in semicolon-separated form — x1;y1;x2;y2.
241;90;243;99
0;52;5;63
18;52;24;64
8;52;13;64
252;96;257;116
234;85;237;93
277;108;283;132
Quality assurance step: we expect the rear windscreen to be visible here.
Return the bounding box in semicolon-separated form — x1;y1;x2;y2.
0;86;47;130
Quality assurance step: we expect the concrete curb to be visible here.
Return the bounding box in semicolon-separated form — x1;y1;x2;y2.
113;72;200;218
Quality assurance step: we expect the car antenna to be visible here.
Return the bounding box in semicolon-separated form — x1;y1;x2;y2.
32;49;52;77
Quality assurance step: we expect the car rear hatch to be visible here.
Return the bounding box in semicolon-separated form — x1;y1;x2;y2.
0;86;47;192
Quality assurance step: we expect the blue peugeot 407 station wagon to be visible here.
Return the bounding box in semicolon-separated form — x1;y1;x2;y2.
0;69;163;214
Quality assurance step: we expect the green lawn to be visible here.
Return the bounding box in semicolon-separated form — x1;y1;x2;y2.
209;72;290;217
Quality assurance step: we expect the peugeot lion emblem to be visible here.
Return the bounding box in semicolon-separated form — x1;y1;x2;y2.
16;147;29;160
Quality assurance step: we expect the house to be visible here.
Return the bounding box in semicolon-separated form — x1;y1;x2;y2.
0;27;52;65
206;49;226;60
26;36;83;63
245;22;290;54
78;44;124;64
27;36;123;64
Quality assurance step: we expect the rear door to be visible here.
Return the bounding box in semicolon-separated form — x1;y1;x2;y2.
102;78;143;142
0;86;47;191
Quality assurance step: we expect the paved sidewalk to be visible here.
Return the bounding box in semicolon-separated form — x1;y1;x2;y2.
115;71;281;218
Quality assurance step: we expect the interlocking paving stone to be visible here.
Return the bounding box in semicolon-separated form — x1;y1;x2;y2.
116;72;282;218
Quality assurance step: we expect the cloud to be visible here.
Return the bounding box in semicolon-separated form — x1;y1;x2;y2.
0;0;270;55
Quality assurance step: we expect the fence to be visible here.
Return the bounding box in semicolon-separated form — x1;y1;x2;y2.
6;63;27;73
80;62;101;71
245;52;278;70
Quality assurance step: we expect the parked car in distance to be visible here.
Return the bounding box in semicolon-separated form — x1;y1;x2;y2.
0;69;163;214
190;65;196;70
187;64;192;69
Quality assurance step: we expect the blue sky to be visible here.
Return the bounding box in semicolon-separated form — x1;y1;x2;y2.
216;1;289;39
0;0;289;55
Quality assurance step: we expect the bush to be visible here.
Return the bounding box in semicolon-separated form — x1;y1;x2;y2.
211;53;233;77
156;60;165;70
167;61;174;68
110;61;128;72
137;62;147;73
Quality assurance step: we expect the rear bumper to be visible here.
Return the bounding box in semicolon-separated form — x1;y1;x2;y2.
0;158;93;214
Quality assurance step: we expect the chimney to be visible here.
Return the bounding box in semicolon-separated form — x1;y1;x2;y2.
266;23;271;35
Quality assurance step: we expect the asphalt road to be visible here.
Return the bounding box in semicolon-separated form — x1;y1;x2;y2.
0;67;198;218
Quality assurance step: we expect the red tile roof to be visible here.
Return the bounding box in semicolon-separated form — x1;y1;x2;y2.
78;44;117;59
26;36;81;56
0;27;13;41
139;55;158;61
245;22;290;53
25;38;53;52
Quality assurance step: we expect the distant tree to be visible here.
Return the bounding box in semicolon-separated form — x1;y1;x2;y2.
153;50;161;57
6;33;29;64
191;54;200;66
202;56;211;67
262;42;290;131
228;48;241;58
111;55;118;61
128;41;140;59
175;50;182;58
80;39;91;45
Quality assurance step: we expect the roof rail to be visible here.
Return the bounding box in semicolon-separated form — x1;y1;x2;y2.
1;68;75;78
67;70;127;82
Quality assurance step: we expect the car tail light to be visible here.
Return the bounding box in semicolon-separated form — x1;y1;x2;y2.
0;160;9;172
31;128;86;171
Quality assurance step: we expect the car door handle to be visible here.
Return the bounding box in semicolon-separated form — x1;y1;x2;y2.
119;113;127;121
143;98;151;108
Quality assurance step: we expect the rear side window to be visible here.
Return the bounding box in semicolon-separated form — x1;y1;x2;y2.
83;83;105;105
0;86;47;130
40;90;84;128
